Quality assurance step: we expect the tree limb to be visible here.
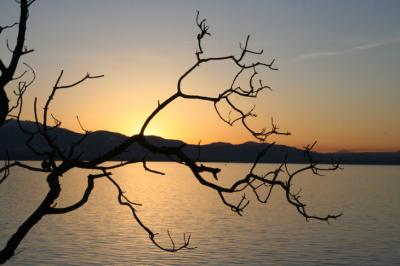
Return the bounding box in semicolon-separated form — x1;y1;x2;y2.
104;171;192;252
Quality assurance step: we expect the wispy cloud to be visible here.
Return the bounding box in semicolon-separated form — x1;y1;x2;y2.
295;51;341;60
290;38;400;63
352;39;400;50
288;50;343;63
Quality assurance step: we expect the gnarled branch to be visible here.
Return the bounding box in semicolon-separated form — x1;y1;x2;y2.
0;0;34;127
0;10;342;264
105;171;192;252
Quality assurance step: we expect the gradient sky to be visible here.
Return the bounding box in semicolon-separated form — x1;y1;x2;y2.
1;0;399;152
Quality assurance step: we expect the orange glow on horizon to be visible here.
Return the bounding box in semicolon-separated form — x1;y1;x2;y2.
11;1;399;155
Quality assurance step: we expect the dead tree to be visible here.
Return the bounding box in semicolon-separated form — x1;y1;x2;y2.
0;0;35;127
0;7;342;264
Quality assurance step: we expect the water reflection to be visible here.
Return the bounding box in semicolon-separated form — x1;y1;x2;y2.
1;162;399;265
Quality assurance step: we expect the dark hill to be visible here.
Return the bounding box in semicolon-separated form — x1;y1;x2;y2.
0;120;399;164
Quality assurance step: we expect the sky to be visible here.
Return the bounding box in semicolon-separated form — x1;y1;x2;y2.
1;0;399;152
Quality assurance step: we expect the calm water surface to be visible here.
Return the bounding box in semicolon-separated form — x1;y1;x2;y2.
1;162;399;265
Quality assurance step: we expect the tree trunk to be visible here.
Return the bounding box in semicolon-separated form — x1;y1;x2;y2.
0;0;29;127
0;87;8;127
0;172;62;264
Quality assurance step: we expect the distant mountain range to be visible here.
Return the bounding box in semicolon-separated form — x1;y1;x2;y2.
0;120;399;165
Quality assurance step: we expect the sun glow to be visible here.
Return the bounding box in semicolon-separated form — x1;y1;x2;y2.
5;0;398;152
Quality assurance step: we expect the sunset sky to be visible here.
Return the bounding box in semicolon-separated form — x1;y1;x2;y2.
1;0;399;152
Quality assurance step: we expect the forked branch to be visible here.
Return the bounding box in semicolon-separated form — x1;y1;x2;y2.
0;0;34;126
105;171;192;252
0;10;342;264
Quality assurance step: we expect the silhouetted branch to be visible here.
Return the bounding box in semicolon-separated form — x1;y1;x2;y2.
0;22;18;35
136;136;341;221
0;60;6;73
143;161;165;175
8;63;35;116
0;153;10;184
0;160;48;184
105;171;192;252
0;0;34;127
77;159;142;171
66;116;91;160
48;172;110;214
140;13;280;139
27;0;36;7
35;71;103;161
0;9;341;264
195;10;211;61
76;115;89;133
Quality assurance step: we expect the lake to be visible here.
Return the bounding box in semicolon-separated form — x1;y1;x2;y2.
1;162;399;265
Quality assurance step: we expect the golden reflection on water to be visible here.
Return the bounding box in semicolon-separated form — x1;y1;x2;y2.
1;162;399;265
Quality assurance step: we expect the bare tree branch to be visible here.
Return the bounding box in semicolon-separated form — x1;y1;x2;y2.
0;22;18;35
105;171;192;252
0;0;33;126
48;172;110;214
0;9;341;264
143;161;166;175
7;63;35;116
